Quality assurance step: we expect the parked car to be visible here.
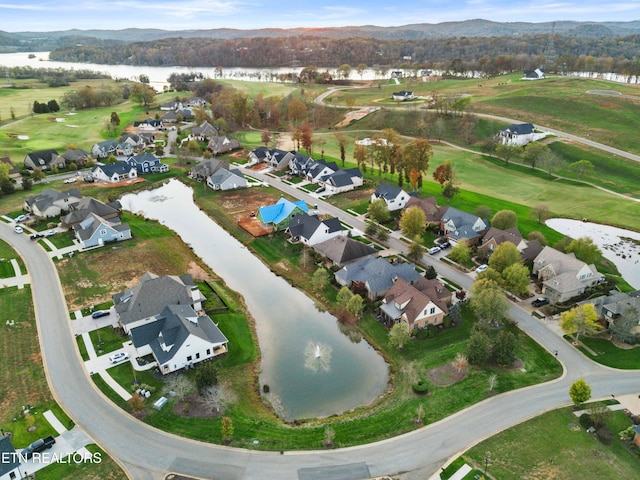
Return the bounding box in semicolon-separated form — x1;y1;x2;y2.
14;214;28;223
44;229;56;237
14;226;23;234
92;310;110;319
532;297;550;307
428;246;441;255
30;233;44;240
439;241;451;249
21;436;56;459
109;352;130;364
83;175;94;183
63;177;77;184
476;264;489;273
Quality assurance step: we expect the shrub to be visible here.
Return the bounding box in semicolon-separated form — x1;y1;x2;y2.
412;380;429;394
579;413;593;429
596;425;613;445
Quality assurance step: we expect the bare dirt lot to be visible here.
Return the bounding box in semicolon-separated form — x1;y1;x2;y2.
220;187;279;237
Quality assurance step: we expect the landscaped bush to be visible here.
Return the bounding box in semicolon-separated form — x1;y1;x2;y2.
579;413;593;429
596;425;613;445
412;379;429;394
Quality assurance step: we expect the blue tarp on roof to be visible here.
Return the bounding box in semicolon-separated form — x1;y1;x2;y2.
258;197;308;226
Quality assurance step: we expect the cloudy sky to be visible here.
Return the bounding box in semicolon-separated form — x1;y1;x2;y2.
2;0;639;32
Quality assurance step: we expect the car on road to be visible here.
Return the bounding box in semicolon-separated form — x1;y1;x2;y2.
532;297;550;307
14;214;28;222
92;310;110;319
476;264;489;273
109;352;130;364
428;246;441;255
30;233;44;240
64;177;77;184
14;226;23;234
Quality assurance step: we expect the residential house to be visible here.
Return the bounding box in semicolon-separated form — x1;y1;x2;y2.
257;197;309;231
288;153;315;176
478;227;528;257
190;121;220;141
306;159;338;184
248;146;270;164
633;425;640;449
185;97;207;108
392;90;414;101
24;188;82;218
60;197;121;229
286;212;345;246
61;148;91;167
371;183;410;211
129;304;228;375
113;272;206;334
0;435;20;480
439;206;488;245
133;118;163;130
497;123;547;146
581;290;640;326
321;168;364;194
264;149;295;170
532;246;605;304
0;156;21;181
91;163;138;183
190;158;230;181
120;134;148;151
91;140;118;159
115;142;135;157
73;212;132;249
522;68;545;80
162;109;193;123
206;168;248;191
208;136;241;155
160;100;183;111
312;235;377;267
380;277;448;331
126;153;168;174
404;196;444;226
334;257;422;300
23;149;63;171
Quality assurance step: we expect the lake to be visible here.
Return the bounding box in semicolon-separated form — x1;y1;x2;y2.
546;218;640;289
120;179;388;420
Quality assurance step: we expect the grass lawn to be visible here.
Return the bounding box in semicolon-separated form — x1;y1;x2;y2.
89;326;129;356
465;407;640;480
573;335;640;369
0;238;25;278
35;444;128;480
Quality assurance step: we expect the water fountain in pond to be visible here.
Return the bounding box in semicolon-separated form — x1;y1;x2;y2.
305;342;332;373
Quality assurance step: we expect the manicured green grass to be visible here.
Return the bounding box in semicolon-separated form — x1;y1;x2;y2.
76;335;89;362
465;407;640;480
89;326;128;356
0;238;25;278
46;231;76;249
35;444;128;480
574;336;640;369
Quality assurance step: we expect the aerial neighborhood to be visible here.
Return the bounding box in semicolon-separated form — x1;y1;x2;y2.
1;23;640;480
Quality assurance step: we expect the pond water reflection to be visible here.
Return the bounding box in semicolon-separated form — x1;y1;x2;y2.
121;180;388;420
546;218;640;289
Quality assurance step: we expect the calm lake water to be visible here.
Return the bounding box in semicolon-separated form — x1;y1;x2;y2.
546;218;640;289
120;179;388;420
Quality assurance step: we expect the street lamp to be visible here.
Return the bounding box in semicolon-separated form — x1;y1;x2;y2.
484;457;489;476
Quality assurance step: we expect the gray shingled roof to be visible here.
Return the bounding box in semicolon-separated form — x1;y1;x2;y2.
335;257;421;296
0;436;19;476
313;236;377;265
113;273;198;326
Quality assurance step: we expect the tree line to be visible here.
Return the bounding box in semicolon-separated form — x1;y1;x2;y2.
49;34;640;77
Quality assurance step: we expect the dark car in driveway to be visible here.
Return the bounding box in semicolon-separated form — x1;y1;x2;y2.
532;297;550;307
30;233;44;240
92;310;110;319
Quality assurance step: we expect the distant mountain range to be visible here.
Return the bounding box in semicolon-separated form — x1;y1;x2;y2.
2;19;640;52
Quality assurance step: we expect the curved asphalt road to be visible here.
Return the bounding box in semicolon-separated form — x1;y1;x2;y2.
2;171;639;480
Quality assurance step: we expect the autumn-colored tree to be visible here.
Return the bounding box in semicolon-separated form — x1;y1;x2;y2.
354;144;367;173
531;204;551;223
287;97;308;124
261;130;272;146
334;132;347;166
433;160;454;188
221;416;234;443
560;304;602;342
367;198;390;224
399;206;427;239
400;138;433;190
300;121;313;155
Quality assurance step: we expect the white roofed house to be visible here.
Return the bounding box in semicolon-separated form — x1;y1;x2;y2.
129;304;228;375
532;246;605;304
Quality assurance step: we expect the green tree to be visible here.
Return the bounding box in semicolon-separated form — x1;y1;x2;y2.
334;132;347;166
337;64;352;80
107;154;118;164
407;236;426;263
491;209;518;230
130;82;156;107
367;198;390;224
492;330;518;366
531;204;551;223
560;304;602;342
346;294;365;321
388;322;410;349
399;138;433;189
21;175;33;191
449;241;471;265
470;278;509;324
609;307;639;344
311;268;329;294
0;177;15;194
31;168;45;183
110;111;120;128
566;237;601;265
569;378;592;406
221;416;234;443
527;231;548;246
568;159;595;179
501;263;531;296
466;328;491;365
523;142;549;169
336;286;354;310
365;220;378;237
495;143;521;166
488;242;521;274
442;179;460;201
195;363;218;394
424;265;437;280
399;206;426;239
475;205;492;219
356;63;368;79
